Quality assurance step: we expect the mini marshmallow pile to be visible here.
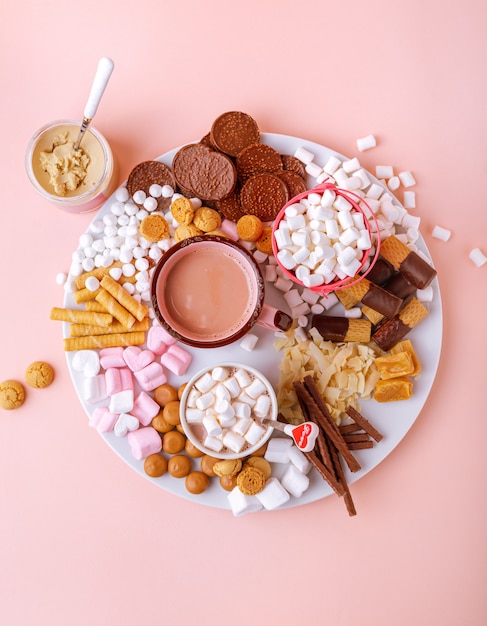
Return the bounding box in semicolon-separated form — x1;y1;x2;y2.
274;188;373;287
228;438;312;515
184;366;273;455
71;326;193;460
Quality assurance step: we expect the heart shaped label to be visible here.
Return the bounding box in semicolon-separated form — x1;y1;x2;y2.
123;346;155;372
114;413;140;437
291;422;319;453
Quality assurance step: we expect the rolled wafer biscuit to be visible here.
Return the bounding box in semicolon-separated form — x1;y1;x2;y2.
336;278;402;319
50;307;113;327
74;262;123;290
361;305;384;326
73;287;102;304
63;331;146;352
372;297;429;351
380;235;437;289
311;315;371;343
95;290;136;328
84;301;109;313
100;275;149;322
69;318;150;337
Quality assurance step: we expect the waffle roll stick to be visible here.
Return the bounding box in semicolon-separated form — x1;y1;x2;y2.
311;315;371;343
63;331;146;352
336;277;403;319
372;297;429;352
69;318;150;337
50;307;113;327
380;235;437;289
100;275;149;322
95;290;137;328
74;262;123;290
73;287;102;304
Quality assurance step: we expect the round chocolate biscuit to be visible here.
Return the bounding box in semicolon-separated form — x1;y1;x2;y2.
276;170;307;199
188;149;237;202
127;161;176;210
281;154;307;179
236;143;283;180
172;143;213;197
210;111;260;158
215;188;244;222
240;173;289;221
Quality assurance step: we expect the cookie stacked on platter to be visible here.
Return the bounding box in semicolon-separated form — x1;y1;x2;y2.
126;111;306;226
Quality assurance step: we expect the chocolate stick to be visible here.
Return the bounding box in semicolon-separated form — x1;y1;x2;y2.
345;406;383;443
304;450;345;497
297;378;361;473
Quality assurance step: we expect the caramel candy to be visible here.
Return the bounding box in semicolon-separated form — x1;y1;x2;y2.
168;454;192;478
162;400;181;426
200;455;220;477
185;471;209;495
311;315;371;343
375;351;414;379
154;383;179;407
144;454;168;478
162;430;186;454
374;378;413;402
380;235;437;289
391;339;422;376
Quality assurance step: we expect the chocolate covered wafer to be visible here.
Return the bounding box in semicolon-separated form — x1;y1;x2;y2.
280;154;307;179
382;271;417;299
364;257;396;286
236;143;283;180
311;315;372;343
372;297;429;351
276;170;307;199
336;278;402;319
380;235;437;289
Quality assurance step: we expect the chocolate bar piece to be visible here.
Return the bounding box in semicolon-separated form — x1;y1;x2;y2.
365;256;396;285
380;235;437;289
382;271;417;299
336;278;402;319
372;297;429;351
311;315;371;343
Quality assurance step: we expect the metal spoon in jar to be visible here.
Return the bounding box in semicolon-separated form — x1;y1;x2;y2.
74;57;114;150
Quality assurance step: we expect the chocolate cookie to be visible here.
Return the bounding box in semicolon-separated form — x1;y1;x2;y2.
172;143;212;197
215;188;245;222
281;154;307;179
236;143;283;180
210;111;260;157
276;169;307;199
240;173;289;221
127;161;176;210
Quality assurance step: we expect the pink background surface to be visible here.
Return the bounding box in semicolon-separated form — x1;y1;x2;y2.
1;1;486;624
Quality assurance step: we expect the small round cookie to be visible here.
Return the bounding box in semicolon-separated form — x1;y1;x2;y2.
236;465;266;495
236;214;263;242
171;196;195;225
174;223;203;242
244;456;272;480
255;227;274;255
139;214;169;242
193;207;222;232
213;459;242;477
24;361;55;389
0;379;25;410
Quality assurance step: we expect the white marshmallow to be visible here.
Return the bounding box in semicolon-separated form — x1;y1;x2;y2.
281;464;310;498
294;146;315;164
204;435;223;452
255;477;290;510
277;249;296;270
253;394;271;418
342;157;361;173
402;213;421;230
83;375;107;404
416;286;434;302
356;134;376;151
376;165;394;179
403;191;416;209
399;171;416;187
196;392;215;410
305;162;323;178
223;430;246;453
233;402;251;420
227;487;263;517
72;350;100;377
366;183;383;200
323;155;342;175
240;333;259;352
274;224;292;248
195;372;216;393
185;408;205;423
469;248;487;267
109;390;134;415
333;195;353;212
288;446;312;474
432;225;451;242
245;378;266;399
234;369;251;388
223;376;241;398
264;437;293;463
244;421;266;445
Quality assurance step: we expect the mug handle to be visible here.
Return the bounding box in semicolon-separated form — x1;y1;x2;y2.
256;304;292;332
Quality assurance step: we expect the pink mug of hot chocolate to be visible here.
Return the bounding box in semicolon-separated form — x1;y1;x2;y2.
151;235;292;349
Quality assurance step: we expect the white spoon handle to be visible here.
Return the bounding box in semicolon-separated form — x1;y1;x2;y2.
83;57;114;120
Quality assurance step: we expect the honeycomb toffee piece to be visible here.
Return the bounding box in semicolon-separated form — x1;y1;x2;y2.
311;315;371;343
335;278;403;319
379;235;437;289
372;297;429;352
